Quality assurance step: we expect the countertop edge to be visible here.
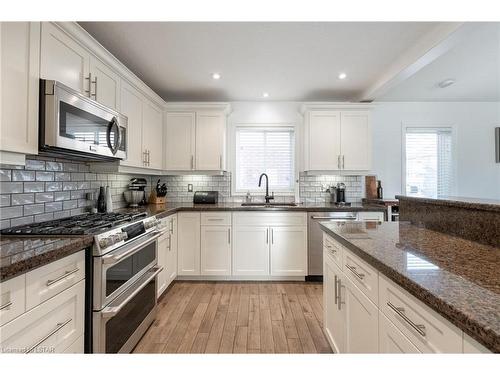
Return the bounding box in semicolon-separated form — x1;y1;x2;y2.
396;195;500;213
319;223;499;353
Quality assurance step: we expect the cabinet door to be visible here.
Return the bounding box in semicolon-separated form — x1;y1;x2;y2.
156;232;169;298
232;226;270;276
142;100;163;169
177;212;200;276
164;112;196;170
200;226;231;276
342;276;379;353
89;56;120;110
120;81;144;168
323;257;346;353
40;22;90;94
0;22;40;155
166;215;178;284
379;312;420;353
270;226;307;276
307;111;341;170
195;111;225;170
340;111;371;170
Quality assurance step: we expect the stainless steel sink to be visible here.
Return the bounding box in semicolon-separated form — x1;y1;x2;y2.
240;202;298;207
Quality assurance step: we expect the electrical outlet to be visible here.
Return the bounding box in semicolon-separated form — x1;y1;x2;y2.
187;184;193;192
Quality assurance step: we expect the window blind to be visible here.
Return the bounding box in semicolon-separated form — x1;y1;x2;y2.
405;127;453;198
235;127;295;192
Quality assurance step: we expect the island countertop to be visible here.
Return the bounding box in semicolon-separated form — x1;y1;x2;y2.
319;220;500;352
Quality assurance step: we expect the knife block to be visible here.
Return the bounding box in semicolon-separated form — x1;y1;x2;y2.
148;191;166;204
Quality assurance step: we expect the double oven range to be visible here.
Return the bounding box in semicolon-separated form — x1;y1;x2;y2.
1;212;163;353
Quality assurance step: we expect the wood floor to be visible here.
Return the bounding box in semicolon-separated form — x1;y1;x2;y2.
133;281;332;354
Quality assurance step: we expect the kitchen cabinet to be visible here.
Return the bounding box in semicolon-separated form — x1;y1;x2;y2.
200;226;232;275
463;334;491;353
157;214;178;298
0;22;40;156
89;55;120;110
177;212;201;276
379;312;420;353
166;214;178;286
195;111;226;170
0;273;25;326
157;230;169;298
270;226;307;276
142;101;164;170
120;81;144;168
40;22;90;94
164;112;196;170
324;252;346;353
357;211;385;222
233;226;270;276
303;106;372;172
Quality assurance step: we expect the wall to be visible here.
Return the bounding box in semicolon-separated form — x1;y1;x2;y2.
0;156;153;229
372;102;500;200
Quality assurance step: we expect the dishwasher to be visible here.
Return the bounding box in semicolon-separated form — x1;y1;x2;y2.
307;212;357;280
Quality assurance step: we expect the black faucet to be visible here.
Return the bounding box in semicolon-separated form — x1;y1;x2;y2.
258;173;274;204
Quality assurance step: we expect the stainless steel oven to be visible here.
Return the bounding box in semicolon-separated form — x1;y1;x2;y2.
39;79;127;160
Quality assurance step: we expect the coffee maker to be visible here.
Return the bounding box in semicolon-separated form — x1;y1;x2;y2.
329;182;347;204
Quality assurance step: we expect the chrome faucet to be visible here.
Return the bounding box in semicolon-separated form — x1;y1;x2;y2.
258;173;274;203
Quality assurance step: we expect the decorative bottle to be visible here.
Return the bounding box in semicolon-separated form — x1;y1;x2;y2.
97;186;106;213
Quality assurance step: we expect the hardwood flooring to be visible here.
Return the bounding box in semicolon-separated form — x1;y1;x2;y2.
133;281;332;354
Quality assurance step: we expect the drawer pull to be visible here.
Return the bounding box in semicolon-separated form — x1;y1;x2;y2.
25;318;72;353
387;301;426;337
346;264;365;280
46;268;80;286
207;218;224;221
0;301;13;310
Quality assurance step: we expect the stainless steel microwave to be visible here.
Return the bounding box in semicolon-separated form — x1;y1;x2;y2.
39;79;127;160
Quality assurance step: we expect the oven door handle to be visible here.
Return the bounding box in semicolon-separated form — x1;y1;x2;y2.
101;231;161;265
310;216;357;220
100;266;163;320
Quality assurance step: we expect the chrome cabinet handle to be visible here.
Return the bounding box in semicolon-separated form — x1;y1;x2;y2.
207;218;224;221
0;301;13;310
93;76;97;99
342;155;345;169
266;228;269;244
346;264;365;280
228;228;231;244
337;278;343;310
84;73;92;97
311;216;356;220
46;267;80;286
25;318;72;353
167;234;171;251
271;228;274;244
219;155;222;169
337;155;341;169
387;301;426;337
191;155;194;170
334;275;339;305
169;219;174;234
326;244;336;253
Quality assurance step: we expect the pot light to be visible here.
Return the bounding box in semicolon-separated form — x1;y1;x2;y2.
212;72;221;80
262;92;269;98
338;72;347;80
438;79;455;88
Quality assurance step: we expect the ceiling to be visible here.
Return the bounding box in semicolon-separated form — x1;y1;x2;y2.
79;22;438;102
379;23;500;102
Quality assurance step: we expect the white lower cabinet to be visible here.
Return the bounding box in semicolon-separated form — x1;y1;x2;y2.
157;214;178;298
324;253;345;353
379;312;420;353
177;212;201;276
166;215;178;285
156;230;169;298
270;226;307;276
233;226;270;276
0;274;25;326
463;333;491;353
201;225;231;276
0;279;84;353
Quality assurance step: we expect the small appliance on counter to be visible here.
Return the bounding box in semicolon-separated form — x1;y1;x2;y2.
193;191;219;204
149;179;168;204
328;182;347;205
124;178;148;207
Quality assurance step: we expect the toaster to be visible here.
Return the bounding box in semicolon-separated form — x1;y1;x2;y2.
193;191;219;204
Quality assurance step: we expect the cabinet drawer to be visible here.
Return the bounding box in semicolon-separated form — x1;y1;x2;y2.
357;211;384;221
0;279;84;353
342;247;378;305
323;233;342;268
233;212;306;226
379;274;462;353
201;212;232;226
63;335;84;353
379;311;420;353
0;274;26;326
25;250;85;310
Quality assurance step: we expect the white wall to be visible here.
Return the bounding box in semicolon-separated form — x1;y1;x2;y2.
372;102;500;199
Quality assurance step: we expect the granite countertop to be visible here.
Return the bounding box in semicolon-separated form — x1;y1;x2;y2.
396;195;500;213
319;220;500;352
0;236;93;282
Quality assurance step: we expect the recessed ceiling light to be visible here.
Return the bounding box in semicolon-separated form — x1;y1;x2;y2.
438;79;455;88
212;73;221;80
338;72;347;80
262;92;269;98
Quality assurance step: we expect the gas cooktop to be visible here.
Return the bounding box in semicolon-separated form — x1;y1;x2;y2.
0;212;148;235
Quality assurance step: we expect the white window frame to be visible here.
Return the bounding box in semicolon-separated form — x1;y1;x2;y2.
230;123;299;196
401;122;458;198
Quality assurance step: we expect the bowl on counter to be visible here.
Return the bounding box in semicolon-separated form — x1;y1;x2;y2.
123;190;143;207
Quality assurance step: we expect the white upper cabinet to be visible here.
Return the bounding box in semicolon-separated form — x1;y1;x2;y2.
0;22;40;155
40;22;90;94
195;111;226;170
142;101;163;170
307;111;341;170
340;111;371;170
303;105;372;172
164;112;196;170
120;81;144;168
89;55;120;110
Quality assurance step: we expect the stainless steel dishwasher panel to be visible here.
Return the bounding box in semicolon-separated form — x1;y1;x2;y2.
307;212;357;276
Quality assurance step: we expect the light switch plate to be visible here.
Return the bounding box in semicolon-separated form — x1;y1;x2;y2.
187;184;193;192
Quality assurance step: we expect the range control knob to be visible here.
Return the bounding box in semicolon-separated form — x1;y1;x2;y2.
111;234;122;244
144;219;159;229
119;232;128;241
99;237;112;249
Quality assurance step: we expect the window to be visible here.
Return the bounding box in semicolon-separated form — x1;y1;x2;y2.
404;127;453;198
235;127;295;193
